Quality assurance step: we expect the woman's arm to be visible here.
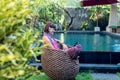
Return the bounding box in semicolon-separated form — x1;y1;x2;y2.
42;36;55;49
55;39;68;50
55;39;63;44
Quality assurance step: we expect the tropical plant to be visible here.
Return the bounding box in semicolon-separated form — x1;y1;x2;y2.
81;21;88;30
88;5;110;30
28;0;65;31
0;0;42;79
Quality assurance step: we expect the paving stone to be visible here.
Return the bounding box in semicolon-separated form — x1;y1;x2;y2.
91;73;120;80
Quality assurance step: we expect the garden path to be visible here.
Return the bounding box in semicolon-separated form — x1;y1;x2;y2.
91;73;120;80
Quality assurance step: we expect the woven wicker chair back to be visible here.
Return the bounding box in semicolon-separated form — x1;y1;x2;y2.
41;48;79;80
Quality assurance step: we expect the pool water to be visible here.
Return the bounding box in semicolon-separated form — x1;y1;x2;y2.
54;32;120;52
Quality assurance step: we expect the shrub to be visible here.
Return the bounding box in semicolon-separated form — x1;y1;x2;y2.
0;0;42;79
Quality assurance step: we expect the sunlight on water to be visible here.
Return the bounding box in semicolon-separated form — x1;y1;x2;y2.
112;44;120;52
60;33;64;43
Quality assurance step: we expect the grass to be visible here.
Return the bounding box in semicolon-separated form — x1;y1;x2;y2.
76;72;93;80
26;73;52;80
117;72;120;77
26;72;93;80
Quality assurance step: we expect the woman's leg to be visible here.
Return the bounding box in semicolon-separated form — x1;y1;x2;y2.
66;44;82;60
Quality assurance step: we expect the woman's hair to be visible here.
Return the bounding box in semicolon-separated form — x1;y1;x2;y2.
44;21;56;33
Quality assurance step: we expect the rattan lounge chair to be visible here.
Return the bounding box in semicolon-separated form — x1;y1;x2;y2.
41;48;79;80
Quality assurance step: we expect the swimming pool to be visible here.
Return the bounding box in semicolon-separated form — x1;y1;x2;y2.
54;31;120;52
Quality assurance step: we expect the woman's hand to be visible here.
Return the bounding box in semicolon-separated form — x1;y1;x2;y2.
55;39;68;50
62;44;68;50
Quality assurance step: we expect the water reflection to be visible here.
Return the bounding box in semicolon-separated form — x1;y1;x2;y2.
106;35;111;51
112;44;120;52
60;33;64;43
93;34;100;50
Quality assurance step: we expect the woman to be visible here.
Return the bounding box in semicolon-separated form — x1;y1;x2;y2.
42;21;82;61
42;21;68;50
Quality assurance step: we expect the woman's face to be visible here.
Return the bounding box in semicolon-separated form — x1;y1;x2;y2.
49;27;55;34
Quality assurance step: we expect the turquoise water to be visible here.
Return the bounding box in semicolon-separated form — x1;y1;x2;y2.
54;32;120;52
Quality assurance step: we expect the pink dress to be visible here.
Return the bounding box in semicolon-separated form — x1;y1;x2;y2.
44;33;59;50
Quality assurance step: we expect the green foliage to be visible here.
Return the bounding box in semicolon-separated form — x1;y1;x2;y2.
89;6;110;21
0;0;42;79
26;72;52;80
0;0;31;41
39;3;63;22
28;0;111;31
81;21;88;30
28;0;65;31
76;72;93;80
117;72;120;77
0;28;42;79
88;5;110;30
25;72;93;80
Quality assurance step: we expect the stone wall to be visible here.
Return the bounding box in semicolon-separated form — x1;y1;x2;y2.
64;8;89;30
